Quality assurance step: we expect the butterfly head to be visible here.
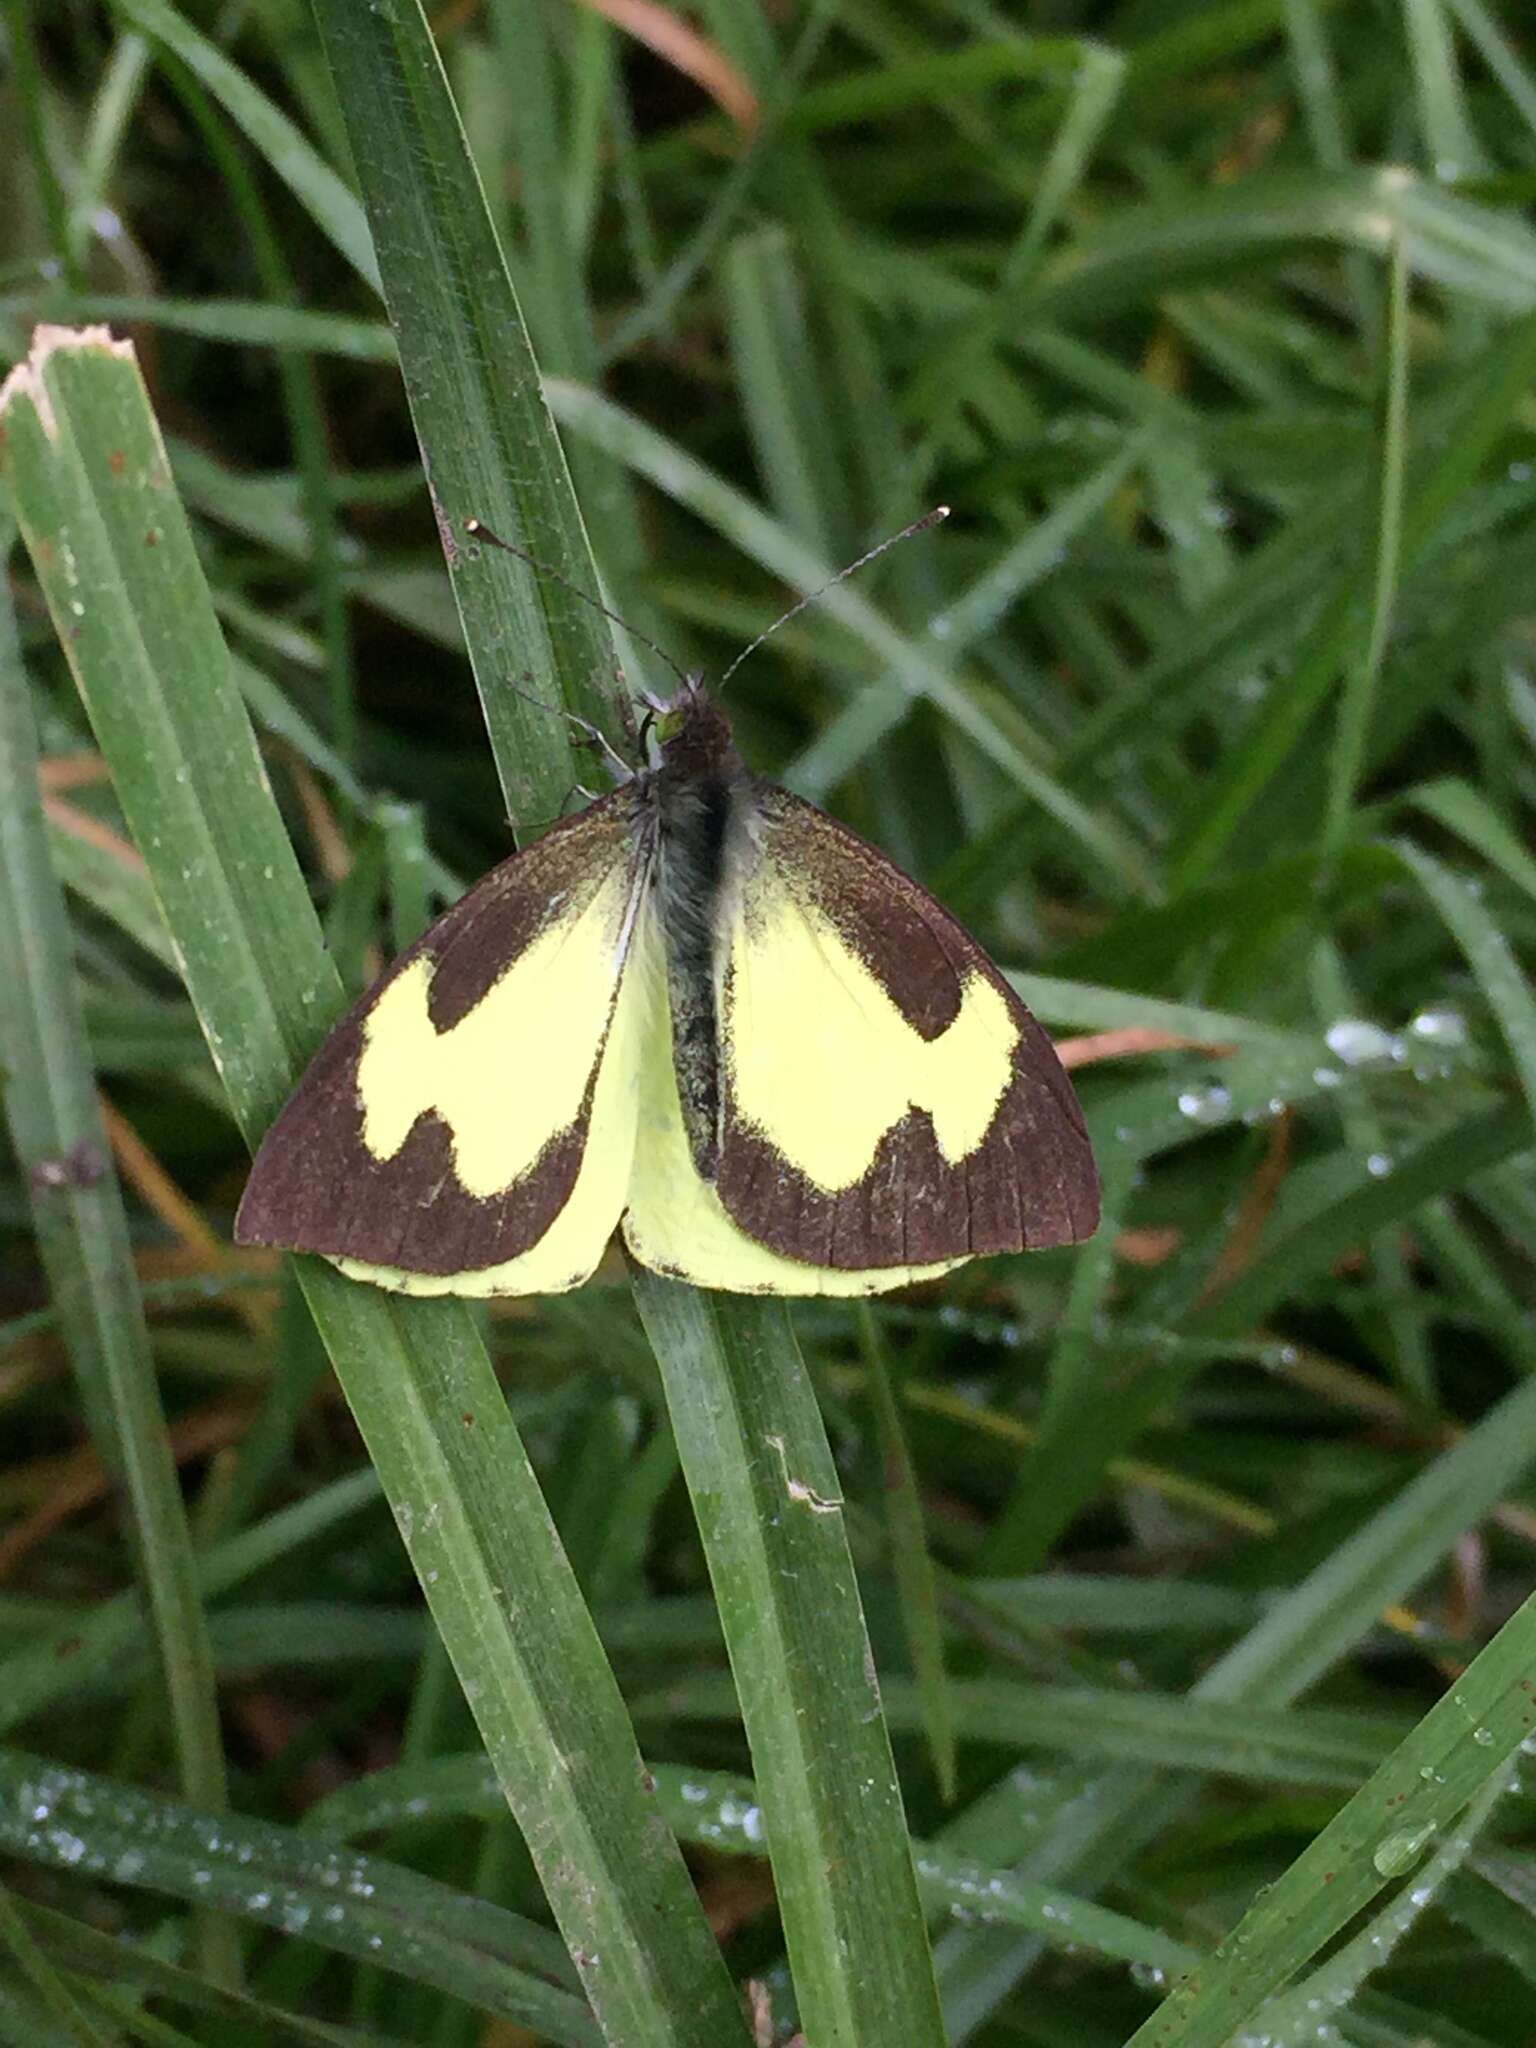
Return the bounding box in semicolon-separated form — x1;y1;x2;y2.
642;675;741;782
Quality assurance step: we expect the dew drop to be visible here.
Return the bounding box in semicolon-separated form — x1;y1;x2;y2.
1408;1007;1467;1048
1177;1083;1231;1123
1325;1019;1400;1067
1373;1821;1437;1876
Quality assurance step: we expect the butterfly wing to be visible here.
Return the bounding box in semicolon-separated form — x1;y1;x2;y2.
624;785;1097;1294
236;788;658;1296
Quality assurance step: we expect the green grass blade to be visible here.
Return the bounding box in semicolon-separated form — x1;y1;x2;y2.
0;291;396;358
1284;0;1351;167
1444;1866;1536;1987
600;4;838;372
1171;303;1536;885
0;1472;384;1734
307;1750;1199;1976
1197;1367;1536;1705
928;427;1153;650
16;1895;393;2048
982;1148;1135;1575
309;0;618;825
723;227;853;561
1257;1762;1513;2043
1402;0;1488;180
1324;229;1408;859
68;28;150;269
0;545;230;1936
0;327;746;2048
643;1670;1405;1785
632;1274;947;2048
1197;1104;1529;1337
1443;0;1536;138
1120;1591;1536;2047
1006;973;1299;1043
1402;776;1536;903
164;67;357;773
856;1305;957;1803
545;378;1153;890
0;1883;112;2048
472;0;656;640
907;38;1125;465
0;1748;599;2046
3;0;81;292
42;811;176;970
111;0;379;292
1032;167;1536;322
1397;838;1536;1128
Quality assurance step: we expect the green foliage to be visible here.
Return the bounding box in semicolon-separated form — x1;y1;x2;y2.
1;3;1535;2046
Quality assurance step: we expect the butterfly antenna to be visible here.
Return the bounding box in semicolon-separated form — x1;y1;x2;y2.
463;518;691;691
718;505;950;692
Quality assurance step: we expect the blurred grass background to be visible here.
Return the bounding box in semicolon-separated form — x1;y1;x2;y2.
2;1;1536;2044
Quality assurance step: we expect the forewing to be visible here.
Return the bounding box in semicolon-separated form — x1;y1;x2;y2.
236;787;654;1293
710;787;1099;1271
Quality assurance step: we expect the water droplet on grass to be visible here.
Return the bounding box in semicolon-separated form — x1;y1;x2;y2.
1373;1821;1436;1876
1408;1007;1467;1048
1177;1083;1230;1123
1325;1019;1400;1066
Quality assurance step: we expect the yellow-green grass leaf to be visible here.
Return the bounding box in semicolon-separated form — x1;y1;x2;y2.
0;290;397;360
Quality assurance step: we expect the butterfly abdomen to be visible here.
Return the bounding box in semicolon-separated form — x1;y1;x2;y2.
652;758;743;1178
649;682;764;1183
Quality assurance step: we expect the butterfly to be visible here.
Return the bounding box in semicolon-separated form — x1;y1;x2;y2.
236;591;1099;1297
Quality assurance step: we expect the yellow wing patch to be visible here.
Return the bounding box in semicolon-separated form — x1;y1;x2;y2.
622;950;967;1297
356;862;635;1198
338;919;657;1296
337;862;658;1297
725;879;1018;1191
